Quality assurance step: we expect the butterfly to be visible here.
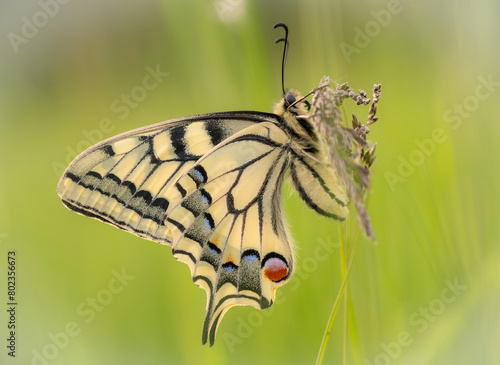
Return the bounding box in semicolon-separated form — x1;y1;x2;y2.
57;23;348;346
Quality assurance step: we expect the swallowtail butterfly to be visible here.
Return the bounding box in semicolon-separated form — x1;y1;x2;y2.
57;23;348;346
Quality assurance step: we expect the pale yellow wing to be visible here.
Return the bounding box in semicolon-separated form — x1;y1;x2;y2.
57;112;277;245
164;122;293;345
290;151;349;220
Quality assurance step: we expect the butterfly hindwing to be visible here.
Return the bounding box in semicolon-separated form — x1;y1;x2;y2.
164;122;294;345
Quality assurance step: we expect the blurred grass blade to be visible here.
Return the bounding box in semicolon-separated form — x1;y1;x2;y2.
316;228;359;365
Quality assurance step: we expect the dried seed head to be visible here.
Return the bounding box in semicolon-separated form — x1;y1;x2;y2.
310;77;382;240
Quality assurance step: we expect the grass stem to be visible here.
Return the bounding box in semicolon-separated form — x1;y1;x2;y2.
316;224;359;365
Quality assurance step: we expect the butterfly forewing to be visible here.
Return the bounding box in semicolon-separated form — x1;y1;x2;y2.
57;113;278;244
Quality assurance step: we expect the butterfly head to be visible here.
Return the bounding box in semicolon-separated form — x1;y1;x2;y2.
273;88;321;155
273;88;310;117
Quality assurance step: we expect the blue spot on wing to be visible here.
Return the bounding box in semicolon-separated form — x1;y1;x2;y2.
203;213;214;230
200;192;209;203
243;254;258;263
194;169;205;182
222;262;238;272
241;250;260;264
208;242;221;254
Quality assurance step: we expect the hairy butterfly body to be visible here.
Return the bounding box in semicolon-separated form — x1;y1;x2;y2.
57;24;348;346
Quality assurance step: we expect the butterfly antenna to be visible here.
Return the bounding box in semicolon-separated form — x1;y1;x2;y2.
274;23;289;96
288;82;330;110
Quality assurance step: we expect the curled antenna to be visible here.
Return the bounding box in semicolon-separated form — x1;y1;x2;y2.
273;23;289;96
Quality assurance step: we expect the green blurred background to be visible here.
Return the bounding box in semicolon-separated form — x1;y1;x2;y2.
1;0;499;364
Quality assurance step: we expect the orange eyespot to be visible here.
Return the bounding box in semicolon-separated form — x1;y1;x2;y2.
263;256;289;282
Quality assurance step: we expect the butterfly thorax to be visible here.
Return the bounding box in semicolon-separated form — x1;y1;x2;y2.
273;89;321;155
